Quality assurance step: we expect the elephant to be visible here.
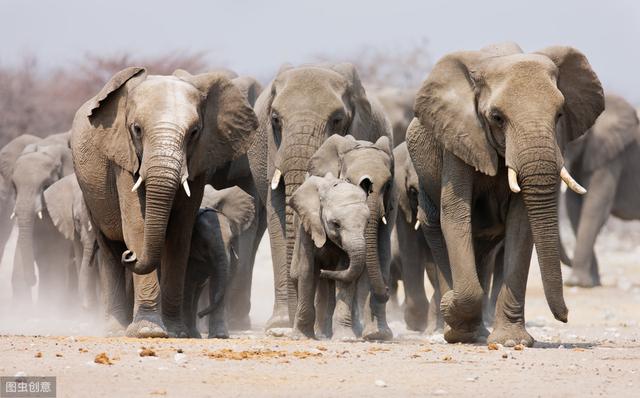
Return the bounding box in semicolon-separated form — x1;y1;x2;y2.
247;63;393;330
308;134;395;340
560;94;640;287
70;67;258;338
43;173;99;310
183;185;255;339
406;42;604;346
289;173;371;340
9;143;75;304
390;142;442;333
370;86;415;146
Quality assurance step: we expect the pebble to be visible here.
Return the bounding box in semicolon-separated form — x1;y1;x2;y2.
433;389;447;395
374;380;387;388
174;353;187;364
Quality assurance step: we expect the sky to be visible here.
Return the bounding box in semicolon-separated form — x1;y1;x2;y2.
1;0;639;103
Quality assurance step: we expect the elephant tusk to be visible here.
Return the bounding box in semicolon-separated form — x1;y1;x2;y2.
560;167;587;195
414;220;421;230
230;245;239;260
508;167;521;193
131;176;143;192
183;180;191;198
271;169;282;190
10;211;15;220
37;211;43;220
87;222;92;232
381;215;387;225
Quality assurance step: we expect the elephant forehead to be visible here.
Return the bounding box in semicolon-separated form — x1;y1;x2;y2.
323;182;366;203
129;77;203;119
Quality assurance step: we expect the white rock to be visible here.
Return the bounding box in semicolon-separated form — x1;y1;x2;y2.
433;389;448;395
374;380;387;388
466;376;479;382
174;353;187;364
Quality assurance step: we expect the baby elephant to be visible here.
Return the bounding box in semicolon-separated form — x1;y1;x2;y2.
183;185;255;338
290;173;371;340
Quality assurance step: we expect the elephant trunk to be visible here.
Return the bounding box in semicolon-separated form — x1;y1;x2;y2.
14;194;38;287
516;133;568;323
121;129;183;275
364;192;389;301
320;236;366;282
78;239;97;309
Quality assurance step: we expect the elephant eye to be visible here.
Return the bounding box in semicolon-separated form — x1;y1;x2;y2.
556;111;563;122
490;110;505;127
130;123;142;139
409;186;418;197
271;111;282;146
189;126;200;142
330;220;341;230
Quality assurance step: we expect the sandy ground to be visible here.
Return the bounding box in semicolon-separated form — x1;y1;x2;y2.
0;216;639;397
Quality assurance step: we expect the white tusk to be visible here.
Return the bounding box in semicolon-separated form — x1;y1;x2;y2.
131;176;143;192
10;211;15;220
271;169;282;190
87;222;92;232
508;167;521;193
37;211;43;220
183;180;191;198
381;216;387;225
231;245;239;260
414;220;421;230
560;167;586;195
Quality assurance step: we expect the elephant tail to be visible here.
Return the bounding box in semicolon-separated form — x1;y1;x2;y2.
559;235;573;267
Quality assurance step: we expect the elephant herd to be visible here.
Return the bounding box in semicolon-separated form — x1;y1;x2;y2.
1;42;638;347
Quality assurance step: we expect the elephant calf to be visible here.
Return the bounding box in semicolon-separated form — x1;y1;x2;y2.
183;185;255;338
289;173;370;340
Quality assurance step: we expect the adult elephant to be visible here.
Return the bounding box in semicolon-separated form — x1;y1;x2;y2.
9;143;75;303
44;173;99;310
370;87;415;146
561;94;640;287
247;63;393;329
70;67;257;338
406;43;604;346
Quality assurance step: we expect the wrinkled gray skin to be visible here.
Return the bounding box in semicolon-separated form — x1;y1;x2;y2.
406;43;604;346
561;94;640;287
390;142;442;333
9;143;75;304
247;63;393;330
183;185;255;339
208;76;267;331
370;87;415;146
44;173;99;310
290;174;370;340
308;135;395;340
70;67;258;338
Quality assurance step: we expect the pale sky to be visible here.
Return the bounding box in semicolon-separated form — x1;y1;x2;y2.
2;0;639;103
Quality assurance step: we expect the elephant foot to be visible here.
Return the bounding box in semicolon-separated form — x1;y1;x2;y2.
105;316;127;337
265;306;290;330
404;306;428;332
440;290;483;331
425;318;444;335
228;314;252;331
208;322;230;339
565;270;597;288
163;317;190;338
362;321;393;341
332;324;358;342
488;323;534;347
187;327;202;339
443;322;489;344
126;310;167;338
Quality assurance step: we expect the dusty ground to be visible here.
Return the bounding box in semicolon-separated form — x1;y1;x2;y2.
0;216;639;397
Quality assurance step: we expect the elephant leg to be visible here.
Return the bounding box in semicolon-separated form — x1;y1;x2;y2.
183;275;204;339
399;223;429;332
362;229;393;341
265;187;290;329
425;254;443;334
332;279;357;341
314;278;333;338
292;231;316;339
126;272;164;337
486;244;505;326
207;249;230;339
566;165;620;288
489;194;534;347
96;232;132;336
159;183;204;338
227;203;266;330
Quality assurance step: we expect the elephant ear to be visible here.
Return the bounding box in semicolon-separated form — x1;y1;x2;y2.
232;76;263;107
308;134;358;178
414;51;499;176
289;175;327;248
202;185;256;237
0;135;41;180
582;95;640;172
535;46;605;150
174;70;259;173
327;63;377;136
393;143;413;224
87;67;147;174
44;174;76;240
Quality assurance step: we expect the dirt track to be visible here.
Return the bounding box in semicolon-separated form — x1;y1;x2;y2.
1;218;639;397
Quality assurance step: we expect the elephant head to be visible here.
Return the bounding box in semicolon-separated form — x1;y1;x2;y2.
411;43;604;321
201;184;256;244
44;173;97;309
290;174;370;282
308;134;394;299
393;142;420;228
11;143;73;286
83;67;258;274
